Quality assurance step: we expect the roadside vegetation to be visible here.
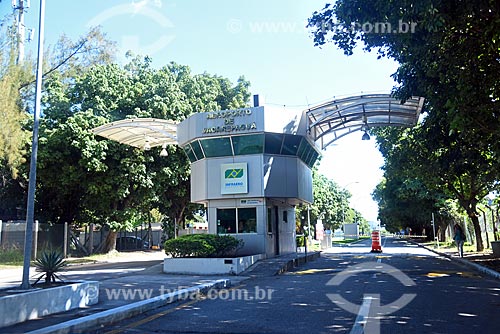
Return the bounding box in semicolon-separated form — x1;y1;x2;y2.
309;1;500;250
0;247;24;268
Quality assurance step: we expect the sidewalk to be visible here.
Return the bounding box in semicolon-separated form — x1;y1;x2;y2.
412;240;500;280
1;251;320;334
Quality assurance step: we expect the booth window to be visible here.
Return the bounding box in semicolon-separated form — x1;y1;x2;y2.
281;134;302;155
232;134;264;155
201;137;233;157
217;208;237;234
183;144;197;162
267;207;273;233
264;133;283;154
190;140;205;159
217;208;257;234
238;208;257;233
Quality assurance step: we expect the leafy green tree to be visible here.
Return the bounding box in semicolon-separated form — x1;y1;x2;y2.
308;1;500;250
0;25;116;220
0;23;30;179
37;56;251;252
296;168;353;234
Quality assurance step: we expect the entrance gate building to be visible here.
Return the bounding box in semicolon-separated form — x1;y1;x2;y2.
93;94;424;257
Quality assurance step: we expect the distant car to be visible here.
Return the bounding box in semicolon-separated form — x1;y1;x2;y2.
116;236;149;251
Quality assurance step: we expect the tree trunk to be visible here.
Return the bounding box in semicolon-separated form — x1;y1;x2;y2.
96;230;118;253
469;214;484;252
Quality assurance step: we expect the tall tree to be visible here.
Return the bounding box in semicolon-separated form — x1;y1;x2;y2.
308;0;500;250
0;25;115;220
297;168;353;232
38;56;251;252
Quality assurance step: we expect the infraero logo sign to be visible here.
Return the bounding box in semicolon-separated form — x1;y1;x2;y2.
221;163;248;195
225;168;244;179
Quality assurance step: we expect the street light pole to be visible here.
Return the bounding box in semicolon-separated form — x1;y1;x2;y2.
341;181;359;226
21;0;45;290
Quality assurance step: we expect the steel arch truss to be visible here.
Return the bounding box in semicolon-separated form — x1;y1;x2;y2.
306;94;425;149
91;118;178;149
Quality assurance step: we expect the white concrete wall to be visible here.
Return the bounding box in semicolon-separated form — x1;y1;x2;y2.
0;280;99;327
163;254;264;275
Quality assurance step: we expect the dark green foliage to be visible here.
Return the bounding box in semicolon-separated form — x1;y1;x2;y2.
164;234;244;258
309;1;500;251
296;235;305;247
33;249;67;284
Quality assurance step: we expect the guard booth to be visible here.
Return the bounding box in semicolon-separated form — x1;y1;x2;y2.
92;94;424;258
176;102;319;257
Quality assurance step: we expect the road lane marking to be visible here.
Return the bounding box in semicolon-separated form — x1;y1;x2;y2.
350;295;372;334
373;258;382;278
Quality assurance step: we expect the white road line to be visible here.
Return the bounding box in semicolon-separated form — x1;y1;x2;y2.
350;295;373;334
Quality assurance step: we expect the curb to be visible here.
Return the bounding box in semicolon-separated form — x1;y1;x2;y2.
277;251;321;274
413;242;500;281
25;279;230;334
24;252;319;334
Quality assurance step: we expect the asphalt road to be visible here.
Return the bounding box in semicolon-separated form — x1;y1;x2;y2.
85;237;500;334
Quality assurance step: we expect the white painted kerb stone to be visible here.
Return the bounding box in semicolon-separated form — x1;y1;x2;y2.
163;254;264;275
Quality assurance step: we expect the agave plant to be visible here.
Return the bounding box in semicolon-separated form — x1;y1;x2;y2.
33;249;67;284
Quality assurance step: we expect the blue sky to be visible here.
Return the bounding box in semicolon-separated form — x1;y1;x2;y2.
3;0;401;222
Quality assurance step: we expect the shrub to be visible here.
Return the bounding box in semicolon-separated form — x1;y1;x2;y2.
33;249;67;284
0;245;24;266
164;234;244;258
211;235;244;257
296;235;305;247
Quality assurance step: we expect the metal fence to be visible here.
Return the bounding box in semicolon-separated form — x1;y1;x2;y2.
0;220;163;258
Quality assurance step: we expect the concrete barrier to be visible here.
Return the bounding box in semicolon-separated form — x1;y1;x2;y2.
163;254;264;275
0;280;99;328
26;279;230;334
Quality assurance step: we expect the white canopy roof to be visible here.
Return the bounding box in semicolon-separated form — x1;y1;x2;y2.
91;118;178;149
306;94;425;149
91;94;424;152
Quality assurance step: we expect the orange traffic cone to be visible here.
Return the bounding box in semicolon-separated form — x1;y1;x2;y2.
371;230;382;253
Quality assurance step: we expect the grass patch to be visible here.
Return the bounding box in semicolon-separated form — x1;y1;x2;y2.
333;238;360;245
424;240;487;253
0;247;24;267
332;236;370;245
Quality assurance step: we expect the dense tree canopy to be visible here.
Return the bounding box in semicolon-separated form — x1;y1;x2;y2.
296;168;365;236
35;55;251;251
309;0;500;249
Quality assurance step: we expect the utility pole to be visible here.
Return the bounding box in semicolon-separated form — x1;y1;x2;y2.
12;0;31;64
20;0;44;290
431;212;438;249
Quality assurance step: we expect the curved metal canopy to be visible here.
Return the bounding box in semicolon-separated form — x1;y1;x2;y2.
91;118;178;149
306;94;425;149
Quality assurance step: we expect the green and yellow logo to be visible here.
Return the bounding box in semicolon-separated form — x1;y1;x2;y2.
225;168;244;179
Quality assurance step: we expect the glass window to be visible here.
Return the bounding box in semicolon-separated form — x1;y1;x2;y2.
267;207;273;233
200;137;233;157
281;134;302;155
217;208;236;234
297;138;307;159
300;141;313;162
190;140;205;159
264;133;283;154
238;208;257;233
232;134;264;155
183;145;197;162
307;150;319;167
